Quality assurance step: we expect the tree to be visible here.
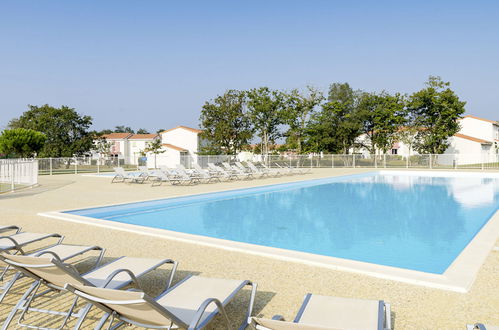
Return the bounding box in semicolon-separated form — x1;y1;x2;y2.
407;76;466;154
8;105;93;157
136;128;150;134
0;128;46;158
199;90;253;155
246;87;285;156
93;136;112;156
144;138;165;168
282;86;324;153
114;126;134;133
356;92;406;154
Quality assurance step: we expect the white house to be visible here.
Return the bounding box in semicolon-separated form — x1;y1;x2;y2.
148;126;203;168
443;115;498;164
100;133;133;159
351;115;498;163
127;134;160;165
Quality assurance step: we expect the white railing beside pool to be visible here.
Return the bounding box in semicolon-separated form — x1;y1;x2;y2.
0;159;38;193
3;153;498;178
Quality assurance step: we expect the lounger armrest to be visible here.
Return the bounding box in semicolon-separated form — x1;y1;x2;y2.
0;236;20;249
188;297;229;330
384;302;391;330
102;268;142;289
473;324;487;330
33;251;63;262
271;315;285;321
0;225;21;234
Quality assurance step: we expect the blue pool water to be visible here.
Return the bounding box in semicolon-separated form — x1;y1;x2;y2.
67;172;499;274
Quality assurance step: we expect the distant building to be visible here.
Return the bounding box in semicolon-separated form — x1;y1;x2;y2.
351;115;498;161
94;126;203;168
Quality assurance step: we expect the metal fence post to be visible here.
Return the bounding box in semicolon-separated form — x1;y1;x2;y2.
352;154;356;168
74;157;77;174
11;162;15;192
97;156;100;173
429;154;432;169
49;158;53;175
383;154;386;168
331;154;334;168
406;155;409;168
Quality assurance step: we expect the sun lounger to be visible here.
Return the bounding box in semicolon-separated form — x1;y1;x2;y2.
150;168;194;186
275;163;310;175
251;293;391;330
0;253;177;329
223;162;253;180
111;167;146;184
0;230;63;255
0;243;105;303
467;324;499;330
176;164;203;183
208;163;238;180
257;162;282;177
245;162;271;178
192;163;221;183
66;274;257;330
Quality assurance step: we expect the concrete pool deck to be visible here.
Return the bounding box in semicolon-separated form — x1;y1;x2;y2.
1;168;498;329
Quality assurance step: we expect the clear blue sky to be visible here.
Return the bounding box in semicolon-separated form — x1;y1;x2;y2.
1;1;498;132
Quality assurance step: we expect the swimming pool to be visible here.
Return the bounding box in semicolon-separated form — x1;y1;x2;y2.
62;171;499;275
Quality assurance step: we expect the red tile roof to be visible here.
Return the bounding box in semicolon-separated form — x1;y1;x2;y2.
454;133;492;144
462;115;498;124
102;133;133;139
160;126;202;134
128;134;159;140
162;143;187;151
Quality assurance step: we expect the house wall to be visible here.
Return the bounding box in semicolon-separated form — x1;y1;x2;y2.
146;149;181;168
443;136;493;164
459;117;496;141
161;129;199;162
128;139;155;165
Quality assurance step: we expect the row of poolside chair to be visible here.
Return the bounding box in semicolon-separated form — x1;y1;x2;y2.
0;225;394;330
0;225;495;329
111;161;311;187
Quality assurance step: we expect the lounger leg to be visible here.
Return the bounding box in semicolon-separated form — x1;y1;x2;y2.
93;312;110;330
1;281;39;330
0;271;22;303
73;302;93;330
239;281;258;330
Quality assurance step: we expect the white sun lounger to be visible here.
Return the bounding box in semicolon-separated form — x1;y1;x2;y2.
66;274;257;330
0;243;105;303
0;253;177;329
223;162;253;180
275;163;310;175
251;293;391;330
245;162;270;178
150;168;194;186
111;167;147;184
192;163;221;183
257;163;282;177
208;163;237;180
0;228;63;255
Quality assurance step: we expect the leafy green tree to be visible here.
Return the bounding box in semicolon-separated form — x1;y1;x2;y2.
93;136;112;156
0;128;46;158
356;92;406;154
199;90;253;155
407;76;466;154
8;105;93;157
114;126;134;133
136;128;150;134
282;86;324;153
144;138;165;168
246;87;285;156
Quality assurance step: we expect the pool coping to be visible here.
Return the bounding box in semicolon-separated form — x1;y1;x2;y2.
39;170;499;293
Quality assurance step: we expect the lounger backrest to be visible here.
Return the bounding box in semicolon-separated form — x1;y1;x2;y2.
68;284;185;328
247;163;260;172
114;167;125;175
0;253;87;288
138;166;148;172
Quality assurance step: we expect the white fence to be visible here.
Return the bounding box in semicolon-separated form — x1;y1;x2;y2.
0;159;38;193
8;153;497;177
180;153;499;170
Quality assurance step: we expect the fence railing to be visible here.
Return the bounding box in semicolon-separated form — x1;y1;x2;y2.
0;159;38;193
4;153;496;178
180;153;499;170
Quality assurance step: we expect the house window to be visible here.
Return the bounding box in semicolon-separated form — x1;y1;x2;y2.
391;149;398;155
